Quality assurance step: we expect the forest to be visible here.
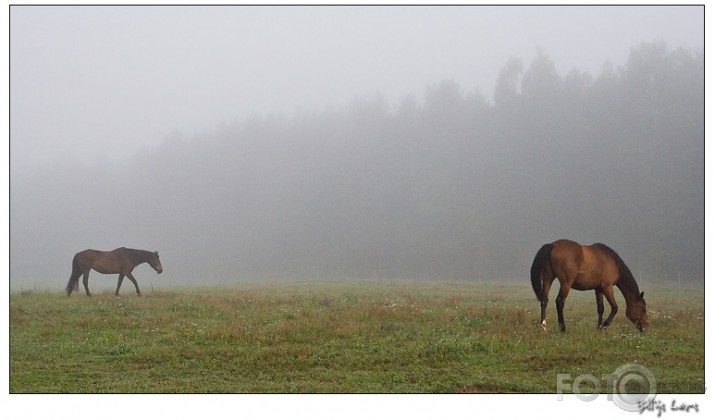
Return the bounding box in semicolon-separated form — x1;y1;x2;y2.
11;42;704;286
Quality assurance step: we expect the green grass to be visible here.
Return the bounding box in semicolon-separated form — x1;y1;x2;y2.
9;280;704;393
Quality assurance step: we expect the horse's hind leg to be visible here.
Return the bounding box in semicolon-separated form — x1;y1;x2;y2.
82;271;92;297
540;277;554;331
66;272;81;296
555;283;572;332
126;273;142;297
115;274;125;296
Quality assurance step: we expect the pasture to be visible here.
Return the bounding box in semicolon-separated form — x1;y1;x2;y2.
9;280;704;393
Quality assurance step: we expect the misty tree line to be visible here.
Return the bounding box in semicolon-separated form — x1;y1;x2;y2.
12;42;703;284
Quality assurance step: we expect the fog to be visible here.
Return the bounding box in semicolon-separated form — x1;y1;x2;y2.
9;5;704;290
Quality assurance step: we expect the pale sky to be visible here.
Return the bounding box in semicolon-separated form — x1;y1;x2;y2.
10;5;703;171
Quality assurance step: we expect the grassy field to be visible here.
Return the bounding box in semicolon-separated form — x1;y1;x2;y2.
9;280;704;393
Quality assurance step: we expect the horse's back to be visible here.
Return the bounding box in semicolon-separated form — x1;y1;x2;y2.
551;239;583;254
550;239;585;274
551;239;612;266
551;240;620;288
74;249;120;267
76;248;124;257
74;249;99;260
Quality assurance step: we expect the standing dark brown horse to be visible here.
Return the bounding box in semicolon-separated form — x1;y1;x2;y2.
66;248;163;297
530;239;648;332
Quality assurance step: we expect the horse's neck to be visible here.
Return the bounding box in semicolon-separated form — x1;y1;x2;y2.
615;280;640;305
125;249;152;264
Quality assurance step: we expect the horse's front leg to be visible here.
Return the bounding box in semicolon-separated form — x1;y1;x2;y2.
601;286;619;329
595;289;605;329
126;272;142;297
115;274;125;296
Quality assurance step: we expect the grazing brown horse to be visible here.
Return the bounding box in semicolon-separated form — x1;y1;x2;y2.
530;239;648;332
66;248;163;297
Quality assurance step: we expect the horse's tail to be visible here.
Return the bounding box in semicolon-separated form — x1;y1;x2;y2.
65;255;81;295
530;243;553;301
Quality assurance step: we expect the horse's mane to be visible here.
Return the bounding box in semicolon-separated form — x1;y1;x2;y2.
593;243;641;297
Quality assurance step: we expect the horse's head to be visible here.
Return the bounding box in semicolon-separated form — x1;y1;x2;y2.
150;251;163;274
626;291;648;332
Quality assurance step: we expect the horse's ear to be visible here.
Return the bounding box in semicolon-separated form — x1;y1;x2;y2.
155;251;159;256
639;291;645;300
